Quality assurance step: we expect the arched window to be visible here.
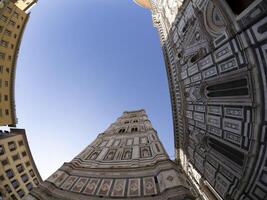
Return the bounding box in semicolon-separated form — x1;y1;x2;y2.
131;127;138;132
119;128;125;133
134;128;138;132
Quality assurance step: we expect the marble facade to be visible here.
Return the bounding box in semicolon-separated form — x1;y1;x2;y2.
134;0;267;199
24;110;194;200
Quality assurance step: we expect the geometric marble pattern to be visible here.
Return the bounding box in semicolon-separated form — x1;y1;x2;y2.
24;110;194;199
140;0;267;199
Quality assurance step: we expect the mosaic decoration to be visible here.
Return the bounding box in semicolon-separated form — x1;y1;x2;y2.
111;179;126;197
143;177;157;196
71;177;88;193
47;171;68;187
97;179;113;196
127;178;141;197
82;178;100;195
60;176;78;190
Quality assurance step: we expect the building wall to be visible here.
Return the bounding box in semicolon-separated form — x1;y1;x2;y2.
25;110;194;200
135;0;267;199
0;0;30;126
0;129;42;200
13;0;37;13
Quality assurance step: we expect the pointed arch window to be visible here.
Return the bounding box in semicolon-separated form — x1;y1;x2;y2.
119;128;126;133
131;127;138;132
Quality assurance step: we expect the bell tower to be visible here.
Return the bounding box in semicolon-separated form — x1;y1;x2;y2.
25;110;194;199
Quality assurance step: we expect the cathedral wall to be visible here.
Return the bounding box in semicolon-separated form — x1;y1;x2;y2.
151;0;267;199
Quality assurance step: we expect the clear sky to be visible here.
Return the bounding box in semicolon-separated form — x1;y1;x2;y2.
15;0;174;179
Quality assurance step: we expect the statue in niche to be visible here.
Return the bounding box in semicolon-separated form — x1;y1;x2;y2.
142;148;150;158
90;152;99;160
123;150;132;160
190;129;208;152
141;137;148;144
106;151;115;160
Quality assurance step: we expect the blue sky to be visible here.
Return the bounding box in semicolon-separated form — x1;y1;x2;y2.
15;0;174;179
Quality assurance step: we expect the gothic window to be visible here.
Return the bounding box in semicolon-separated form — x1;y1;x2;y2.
122;149;132;160
206;78;249;98
119;128;126;133
208;138;244;166
133;120;138;123
225;0;254;15
124;121;129;124
141;147;151;158
131;127;138;132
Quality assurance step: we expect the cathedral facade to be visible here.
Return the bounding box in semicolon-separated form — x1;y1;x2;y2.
25;110;194;200
134;0;267;199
